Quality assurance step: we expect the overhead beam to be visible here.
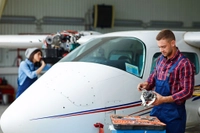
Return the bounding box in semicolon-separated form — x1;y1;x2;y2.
0;15;36;24
114;19;143;27
42;16;85;25
149;20;183;28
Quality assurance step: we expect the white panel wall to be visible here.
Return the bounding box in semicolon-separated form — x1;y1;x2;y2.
0;48;25;91
0;0;200;93
0;24;38;34
1;0;200;34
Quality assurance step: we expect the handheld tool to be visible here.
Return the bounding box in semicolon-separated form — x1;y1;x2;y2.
140;89;156;107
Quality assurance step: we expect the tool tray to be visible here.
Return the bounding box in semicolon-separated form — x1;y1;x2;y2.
110;114;166;130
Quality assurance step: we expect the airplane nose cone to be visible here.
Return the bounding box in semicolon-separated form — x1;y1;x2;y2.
1;105;19;133
0;95;47;133
0;97;50;133
1;102;33;133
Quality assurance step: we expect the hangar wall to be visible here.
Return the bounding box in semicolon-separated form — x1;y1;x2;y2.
0;0;200;92
1;0;200;34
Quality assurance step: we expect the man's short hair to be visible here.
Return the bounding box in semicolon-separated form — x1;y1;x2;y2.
156;29;175;42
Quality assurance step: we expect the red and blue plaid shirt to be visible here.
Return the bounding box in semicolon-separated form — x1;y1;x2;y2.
147;49;195;105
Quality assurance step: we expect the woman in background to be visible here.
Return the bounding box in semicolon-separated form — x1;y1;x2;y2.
16;48;51;98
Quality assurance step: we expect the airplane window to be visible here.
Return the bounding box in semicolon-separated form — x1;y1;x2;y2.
60;38;102;61
109;51;132;61
150;53;161;73
60;37;146;77
150;52;199;74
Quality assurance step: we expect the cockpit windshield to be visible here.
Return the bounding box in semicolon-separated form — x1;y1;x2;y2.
60;37;146;77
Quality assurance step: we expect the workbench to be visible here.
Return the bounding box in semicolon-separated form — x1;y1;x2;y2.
0;84;15;104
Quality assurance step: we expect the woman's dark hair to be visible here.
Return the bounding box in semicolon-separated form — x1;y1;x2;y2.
28;49;42;62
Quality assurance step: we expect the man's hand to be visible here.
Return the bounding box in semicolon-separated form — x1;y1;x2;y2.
137;81;149;91
152;92;163;106
152;92;174;106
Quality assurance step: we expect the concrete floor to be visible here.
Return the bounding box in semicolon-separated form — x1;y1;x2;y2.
0;104;200;133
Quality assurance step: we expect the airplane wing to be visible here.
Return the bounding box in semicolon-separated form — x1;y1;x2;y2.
184;32;200;48
0;35;47;49
0;31;102;49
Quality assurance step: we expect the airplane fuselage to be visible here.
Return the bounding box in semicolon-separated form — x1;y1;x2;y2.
1;30;200;133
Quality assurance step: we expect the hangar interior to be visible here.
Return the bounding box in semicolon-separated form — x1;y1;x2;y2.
0;0;200;100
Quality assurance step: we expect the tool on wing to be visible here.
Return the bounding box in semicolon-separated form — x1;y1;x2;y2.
140;89;156;107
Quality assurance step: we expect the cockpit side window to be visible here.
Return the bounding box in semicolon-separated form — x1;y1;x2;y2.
60;37;146;77
150;53;161;74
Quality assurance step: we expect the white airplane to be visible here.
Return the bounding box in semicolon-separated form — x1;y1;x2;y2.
0;30;200;133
